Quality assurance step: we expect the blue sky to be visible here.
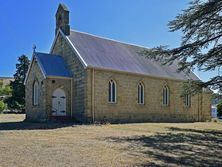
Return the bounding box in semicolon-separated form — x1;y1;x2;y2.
0;0;216;81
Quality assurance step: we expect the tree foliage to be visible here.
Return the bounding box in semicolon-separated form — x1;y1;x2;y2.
143;0;222;93
6;55;30;111
217;101;222;117
0;101;5;113
0;85;12;96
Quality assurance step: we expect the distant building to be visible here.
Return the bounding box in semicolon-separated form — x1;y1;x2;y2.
211;105;217;118
211;98;221;118
0;77;13;87
0;77;13;101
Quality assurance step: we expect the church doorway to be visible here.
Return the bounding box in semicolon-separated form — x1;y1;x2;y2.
52;88;66;116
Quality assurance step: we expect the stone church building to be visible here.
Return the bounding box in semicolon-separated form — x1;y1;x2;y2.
25;4;211;123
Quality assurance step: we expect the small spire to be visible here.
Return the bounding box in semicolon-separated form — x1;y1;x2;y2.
33;44;36;53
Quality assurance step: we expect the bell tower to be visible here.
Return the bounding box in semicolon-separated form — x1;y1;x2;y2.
55;3;70;36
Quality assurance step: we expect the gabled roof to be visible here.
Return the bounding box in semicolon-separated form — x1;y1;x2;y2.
34;52;72;78
57;3;69;12
65;30;199;81
24;52;72;84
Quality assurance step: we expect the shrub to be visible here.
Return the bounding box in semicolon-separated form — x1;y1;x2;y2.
0;101;5;113
217;102;222;117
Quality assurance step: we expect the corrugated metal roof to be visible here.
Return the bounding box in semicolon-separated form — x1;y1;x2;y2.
67;30;199;81
35;52;72;78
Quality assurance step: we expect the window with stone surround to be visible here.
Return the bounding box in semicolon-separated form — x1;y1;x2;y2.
33;81;39;106
137;82;144;104
108;80;116;103
163;86;169;106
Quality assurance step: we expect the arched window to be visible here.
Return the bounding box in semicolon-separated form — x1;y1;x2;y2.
137;82;144;104
163;86;169;105
185;94;191;107
33;81;39;106
108;80;116;103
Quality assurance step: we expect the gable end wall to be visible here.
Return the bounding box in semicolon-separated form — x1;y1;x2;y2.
25;60;47;122
51;33;88;122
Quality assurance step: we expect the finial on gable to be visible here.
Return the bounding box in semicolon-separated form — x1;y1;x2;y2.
55;3;70;36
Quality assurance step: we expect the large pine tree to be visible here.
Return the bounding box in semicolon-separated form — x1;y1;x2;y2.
143;0;222;94
6;55;30;111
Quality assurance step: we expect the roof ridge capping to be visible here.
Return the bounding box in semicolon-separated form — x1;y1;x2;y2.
70;29;150;50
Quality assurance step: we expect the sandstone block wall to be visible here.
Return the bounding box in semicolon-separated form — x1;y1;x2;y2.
51;34;87;122
25;60;72;121
25;60;47;122
86;69;211;123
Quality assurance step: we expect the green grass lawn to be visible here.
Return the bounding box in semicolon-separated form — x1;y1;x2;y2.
0;114;221;167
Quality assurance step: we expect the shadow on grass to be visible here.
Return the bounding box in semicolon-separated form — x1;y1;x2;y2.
104;127;222;167
0;120;78;131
